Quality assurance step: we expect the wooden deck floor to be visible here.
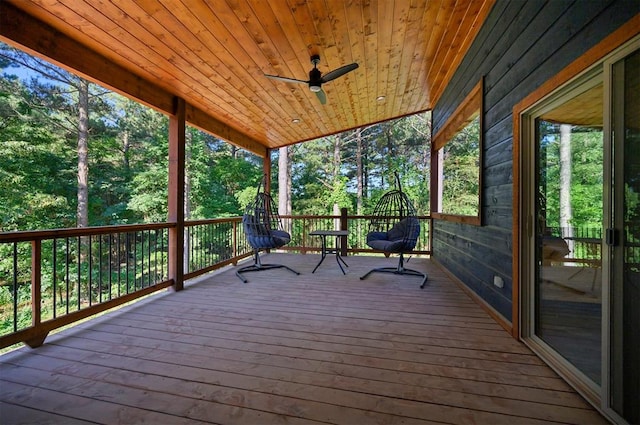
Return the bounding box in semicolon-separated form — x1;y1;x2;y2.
0;254;608;424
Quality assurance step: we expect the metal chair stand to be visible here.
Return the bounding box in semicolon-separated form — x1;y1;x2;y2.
236;250;300;283
359;252;427;288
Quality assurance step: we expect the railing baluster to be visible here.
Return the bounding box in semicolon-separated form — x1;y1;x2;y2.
88;235;93;306
147;230;151;287
127;232;132;294
108;234;113;301
12;242;18;332
31;240;42;329
76;236;81;310
65;237;70;315
98;235;102;303
134;231;138;290
52;238;57;319
141;230;145;288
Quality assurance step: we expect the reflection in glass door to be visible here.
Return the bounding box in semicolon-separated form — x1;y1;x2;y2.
609;47;639;425
534;75;604;385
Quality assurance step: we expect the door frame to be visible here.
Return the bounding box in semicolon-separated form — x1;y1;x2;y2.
601;38;640;424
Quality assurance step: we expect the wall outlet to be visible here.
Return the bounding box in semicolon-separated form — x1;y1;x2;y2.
493;275;504;288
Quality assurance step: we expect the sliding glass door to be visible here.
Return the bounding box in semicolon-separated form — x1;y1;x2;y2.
523;37;639;424
532;72;604;386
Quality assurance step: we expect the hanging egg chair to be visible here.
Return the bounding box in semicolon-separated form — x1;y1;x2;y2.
236;175;300;282
360;172;427;288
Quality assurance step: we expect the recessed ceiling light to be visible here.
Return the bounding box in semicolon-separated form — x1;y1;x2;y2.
376;95;386;102
292;118;300;124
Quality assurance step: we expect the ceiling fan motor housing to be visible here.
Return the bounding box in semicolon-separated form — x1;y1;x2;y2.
309;67;322;92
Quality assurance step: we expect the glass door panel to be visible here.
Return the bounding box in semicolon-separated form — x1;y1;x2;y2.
535;79;604;385
610;47;639;425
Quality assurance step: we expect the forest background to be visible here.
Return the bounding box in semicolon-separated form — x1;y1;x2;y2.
0;42;432;233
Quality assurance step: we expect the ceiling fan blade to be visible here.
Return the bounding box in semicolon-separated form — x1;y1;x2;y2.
264;74;308;84
315;88;327;105
321;63;359;83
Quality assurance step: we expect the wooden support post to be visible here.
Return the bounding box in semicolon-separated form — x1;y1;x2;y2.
168;97;185;291
340;207;348;257
262;148;271;193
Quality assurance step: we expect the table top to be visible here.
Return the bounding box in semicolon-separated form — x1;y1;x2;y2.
309;230;348;237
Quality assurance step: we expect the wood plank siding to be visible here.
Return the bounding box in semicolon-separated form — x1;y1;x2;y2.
430;0;639;326
0;254;606;424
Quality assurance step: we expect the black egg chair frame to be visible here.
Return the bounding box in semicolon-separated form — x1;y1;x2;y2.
236;176;300;283
360;173;428;288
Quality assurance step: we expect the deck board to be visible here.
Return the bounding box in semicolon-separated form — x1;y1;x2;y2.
0;254;607;424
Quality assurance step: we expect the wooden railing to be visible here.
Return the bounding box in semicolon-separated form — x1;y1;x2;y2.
0;223;175;349
279;210;431;255
0;213;431;350
184;217;253;280
545;225;640;270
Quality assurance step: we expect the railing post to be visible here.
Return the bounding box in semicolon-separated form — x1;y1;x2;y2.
232;220;238;265
27;239;47;348
302;217;307;254
340;208;348;256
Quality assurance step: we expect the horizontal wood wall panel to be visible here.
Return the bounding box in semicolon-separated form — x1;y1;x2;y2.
484;1;621;127
430;0;639;323
431;230;513;319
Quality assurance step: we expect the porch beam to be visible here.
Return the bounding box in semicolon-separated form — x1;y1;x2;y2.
168;97;186;291
185;105;266;157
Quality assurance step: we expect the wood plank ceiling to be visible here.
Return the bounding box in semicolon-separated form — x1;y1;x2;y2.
1;0;494;156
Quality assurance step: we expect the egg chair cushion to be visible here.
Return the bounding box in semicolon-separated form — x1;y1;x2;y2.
366;217;419;253
246;229;291;250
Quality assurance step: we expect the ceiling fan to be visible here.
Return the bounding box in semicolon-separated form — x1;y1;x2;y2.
264;55;358;104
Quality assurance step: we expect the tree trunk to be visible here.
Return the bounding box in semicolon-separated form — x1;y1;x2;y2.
356;128;364;215
76;79;89;228
121;130;130;176
333;135;341;228
559;124;574;252
278;146;291;232
184;130;192;269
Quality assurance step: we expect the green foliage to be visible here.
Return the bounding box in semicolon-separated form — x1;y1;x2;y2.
439;116;480;216
127;164;168;222
281;113;432;215
1;43;265;228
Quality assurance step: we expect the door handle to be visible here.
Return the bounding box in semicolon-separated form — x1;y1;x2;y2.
606;228;619;246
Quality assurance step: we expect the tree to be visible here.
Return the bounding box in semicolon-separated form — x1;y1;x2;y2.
1;43;112;227
0;54;76;230
559;124;574;250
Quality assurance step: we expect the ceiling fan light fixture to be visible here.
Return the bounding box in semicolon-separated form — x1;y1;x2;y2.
264;55;358;104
